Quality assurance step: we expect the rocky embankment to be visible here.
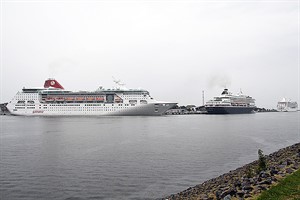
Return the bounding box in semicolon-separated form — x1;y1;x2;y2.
165;143;300;200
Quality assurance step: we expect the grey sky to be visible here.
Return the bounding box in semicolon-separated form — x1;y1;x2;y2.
1;0;299;108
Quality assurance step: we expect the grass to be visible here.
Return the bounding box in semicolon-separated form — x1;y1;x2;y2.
256;169;300;200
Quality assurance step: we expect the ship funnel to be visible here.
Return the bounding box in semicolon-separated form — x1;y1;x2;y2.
44;79;64;89
221;89;228;95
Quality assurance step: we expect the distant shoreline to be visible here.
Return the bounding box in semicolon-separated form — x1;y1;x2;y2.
164;143;300;200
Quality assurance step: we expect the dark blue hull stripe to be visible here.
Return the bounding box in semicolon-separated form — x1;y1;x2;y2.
205;106;255;114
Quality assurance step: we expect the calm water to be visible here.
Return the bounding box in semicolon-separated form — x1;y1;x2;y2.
0;112;299;200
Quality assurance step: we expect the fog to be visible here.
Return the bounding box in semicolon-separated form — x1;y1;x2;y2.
1;1;299;108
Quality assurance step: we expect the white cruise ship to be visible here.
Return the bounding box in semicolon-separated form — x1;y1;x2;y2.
277;98;298;112
6;79;177;116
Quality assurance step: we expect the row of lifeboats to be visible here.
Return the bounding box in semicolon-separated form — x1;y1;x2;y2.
45;96;106;102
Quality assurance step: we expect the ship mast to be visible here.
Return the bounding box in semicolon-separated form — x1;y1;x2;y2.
202;90;205;106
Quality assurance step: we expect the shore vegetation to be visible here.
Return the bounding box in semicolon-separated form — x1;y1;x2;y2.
256;169;300;200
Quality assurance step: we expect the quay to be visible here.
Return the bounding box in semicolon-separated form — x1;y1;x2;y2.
165;105;207;115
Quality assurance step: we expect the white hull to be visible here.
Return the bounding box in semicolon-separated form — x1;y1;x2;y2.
8;102;176;116
277;108;298;112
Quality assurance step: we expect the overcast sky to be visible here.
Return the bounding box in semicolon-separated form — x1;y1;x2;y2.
1;0;299;108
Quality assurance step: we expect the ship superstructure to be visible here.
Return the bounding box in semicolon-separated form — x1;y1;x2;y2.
6;79;177;116
205;89;256;114
277;98;298;112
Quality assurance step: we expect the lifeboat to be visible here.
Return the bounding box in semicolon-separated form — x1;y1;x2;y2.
55;97;65;101
86;97;95;101
95;96;105;101
45;97;55;102
75;97;85;101
65;97;75;101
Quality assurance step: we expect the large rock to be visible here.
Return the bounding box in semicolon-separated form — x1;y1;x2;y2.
236;191;245;198
223;194;231;200
259;178;272;185
286;158;293;165
286;168;294;174
242;185;253;191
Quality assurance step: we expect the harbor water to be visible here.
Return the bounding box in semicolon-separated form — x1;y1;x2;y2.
0;112;299;200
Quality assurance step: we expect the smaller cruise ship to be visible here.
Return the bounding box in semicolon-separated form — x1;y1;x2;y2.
277;98;298;112
205;89;256;114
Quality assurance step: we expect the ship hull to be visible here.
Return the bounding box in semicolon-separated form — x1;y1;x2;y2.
7;103;177;116
277;108;298;112
205;106;255;114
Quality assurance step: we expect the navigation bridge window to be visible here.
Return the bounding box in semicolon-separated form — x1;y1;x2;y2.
106;94;114;103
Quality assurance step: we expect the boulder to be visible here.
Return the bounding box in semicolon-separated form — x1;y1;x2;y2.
270;167;279;175
234;181;241;188
236;191;245;198
242;185;253;191
259;171;270;178
286;158;293;165
271;176;277;182
278;164;285;169
259;178;272;185
257;185;267;191
286;168;293;174
223;194;231;200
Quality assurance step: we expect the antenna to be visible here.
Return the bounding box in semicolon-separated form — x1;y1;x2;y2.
202;90;205;106
112;76;126;88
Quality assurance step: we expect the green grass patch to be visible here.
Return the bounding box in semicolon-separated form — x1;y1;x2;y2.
256;169;300;200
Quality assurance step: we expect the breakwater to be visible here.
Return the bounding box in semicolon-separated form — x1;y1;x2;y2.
164;143;300;200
